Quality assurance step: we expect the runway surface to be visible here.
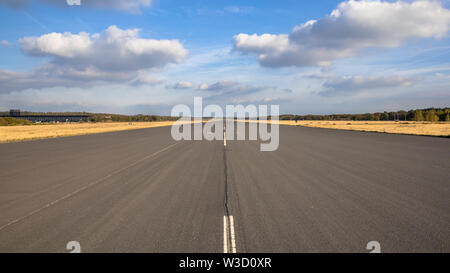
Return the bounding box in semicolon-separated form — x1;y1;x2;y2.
0;122;449;252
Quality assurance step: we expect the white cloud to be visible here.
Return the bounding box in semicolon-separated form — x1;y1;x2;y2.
320;75;419;96
1;0;151;12
20;25;188;72
129;72;162;86
0;40;10;46
1;26;187;92
0;63;166;93
233;34;289;54
0;65;138;93
168;81;195;89
198;81;238;91
66;0;81;6
233;0;450;67
198;83;209;90
20;32;92;58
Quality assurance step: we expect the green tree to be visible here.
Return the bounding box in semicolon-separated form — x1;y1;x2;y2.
425;110;439;122
414;110;424;121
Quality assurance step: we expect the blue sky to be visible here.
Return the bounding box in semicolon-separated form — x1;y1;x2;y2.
0;0;449;115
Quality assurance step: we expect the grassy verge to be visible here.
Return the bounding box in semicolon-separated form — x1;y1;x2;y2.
280;120;450;137
240;120;450;137
0;117;32;126
0;121;179;143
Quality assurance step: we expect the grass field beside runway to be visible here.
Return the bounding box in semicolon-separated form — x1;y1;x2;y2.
0;121;178;143
242;120;450;137
290;120;450;137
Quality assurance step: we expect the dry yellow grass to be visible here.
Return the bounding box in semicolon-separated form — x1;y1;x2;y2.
258;120;450;137
0;121;183;143
2;119;449;143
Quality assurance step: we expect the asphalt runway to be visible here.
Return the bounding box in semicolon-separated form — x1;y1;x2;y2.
0;122;448;252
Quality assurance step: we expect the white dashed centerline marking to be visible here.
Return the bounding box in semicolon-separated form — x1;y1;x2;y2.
223;216;228;253
223;215;237;253
229;215;236;253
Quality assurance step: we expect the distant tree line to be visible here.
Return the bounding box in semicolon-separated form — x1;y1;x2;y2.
87;113;179;122
0;111;180;123
280;108;450;122
1;107;449;124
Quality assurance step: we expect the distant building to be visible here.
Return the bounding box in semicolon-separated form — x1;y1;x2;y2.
10;109;20;117
1;109;89;123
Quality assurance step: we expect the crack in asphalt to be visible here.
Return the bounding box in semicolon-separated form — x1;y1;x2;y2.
222;123;235;253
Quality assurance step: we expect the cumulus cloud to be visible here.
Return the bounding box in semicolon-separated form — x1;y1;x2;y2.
319;75;418;96
233;0;450;67
0;40;10;46
1;26;187;92
233;33;289;54
20;25;187;72
1;0;151;12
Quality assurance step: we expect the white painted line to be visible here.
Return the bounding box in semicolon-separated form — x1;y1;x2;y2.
223;216;228;253
223;131;227;146
223;215;237;253
229;215;237;253
0;142;182;232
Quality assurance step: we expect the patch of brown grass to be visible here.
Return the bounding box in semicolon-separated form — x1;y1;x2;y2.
0;121;181;143
239;120;450;137
280;120;450;137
